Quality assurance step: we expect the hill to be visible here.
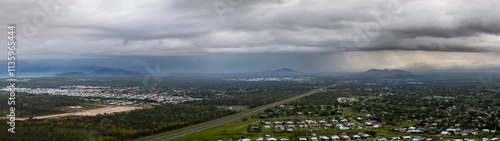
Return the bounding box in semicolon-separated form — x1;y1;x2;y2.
274;67;297;72
55;72;87;77
89;68;141;76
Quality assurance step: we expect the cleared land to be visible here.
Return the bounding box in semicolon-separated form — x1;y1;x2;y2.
2;105;144;120
32;105;143;119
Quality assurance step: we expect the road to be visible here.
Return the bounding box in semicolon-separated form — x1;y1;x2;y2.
141;87;326;141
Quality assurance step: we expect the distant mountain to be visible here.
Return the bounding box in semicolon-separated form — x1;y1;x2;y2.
89;68;141;76
55;72;86;76
274;68;297;72
364;69;412;76
21;66;107;73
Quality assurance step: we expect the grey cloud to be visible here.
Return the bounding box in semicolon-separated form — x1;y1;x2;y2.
1;0;500;72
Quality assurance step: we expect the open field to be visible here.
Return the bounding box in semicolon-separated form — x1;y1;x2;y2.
30;105;144;119
2;105;144;120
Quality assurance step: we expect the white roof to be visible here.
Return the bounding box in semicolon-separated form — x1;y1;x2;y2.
267;138;278;141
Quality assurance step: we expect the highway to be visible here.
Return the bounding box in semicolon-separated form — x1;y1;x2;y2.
141;87;326;141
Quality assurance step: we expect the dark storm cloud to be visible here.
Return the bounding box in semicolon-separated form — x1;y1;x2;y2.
1;0;500;72
2;0;499;57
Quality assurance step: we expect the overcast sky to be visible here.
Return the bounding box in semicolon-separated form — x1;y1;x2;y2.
1;0;500;73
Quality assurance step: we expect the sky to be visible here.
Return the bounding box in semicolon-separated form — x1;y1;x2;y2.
1;0;500;73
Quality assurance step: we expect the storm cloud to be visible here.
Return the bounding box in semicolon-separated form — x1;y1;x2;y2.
1;0;499;72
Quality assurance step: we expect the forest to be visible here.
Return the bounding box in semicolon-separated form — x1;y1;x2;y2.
0;102;236;141
0;92;89;117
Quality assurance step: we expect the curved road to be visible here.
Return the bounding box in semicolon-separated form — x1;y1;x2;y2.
142;87;326;141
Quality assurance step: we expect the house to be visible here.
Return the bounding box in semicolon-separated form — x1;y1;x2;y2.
379;138;388;141
287;128;293;132
275;125;284;130
332;135;340;140
403;136;412;139
319;136;329;140
343;135;350;139
362;134;371;138
268;138;278;141
325;124;333;127
441;131;451;135
395;128;407;132
408;130;421;133
373;124;381;128
264;125;271;129
365;122;373;125
417;127;427;131
238;139;251;141
347;123;356;127
311;137;319;141
353;135;361;139
392;137;401;140
256;137;264;141
340;127;350;130
280;138;290;141
298;138;307;141
483;129;490;133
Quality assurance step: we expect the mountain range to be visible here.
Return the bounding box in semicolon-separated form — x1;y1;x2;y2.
56;68;141;77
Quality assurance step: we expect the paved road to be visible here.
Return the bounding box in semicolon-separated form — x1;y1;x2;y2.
142;87;325;141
